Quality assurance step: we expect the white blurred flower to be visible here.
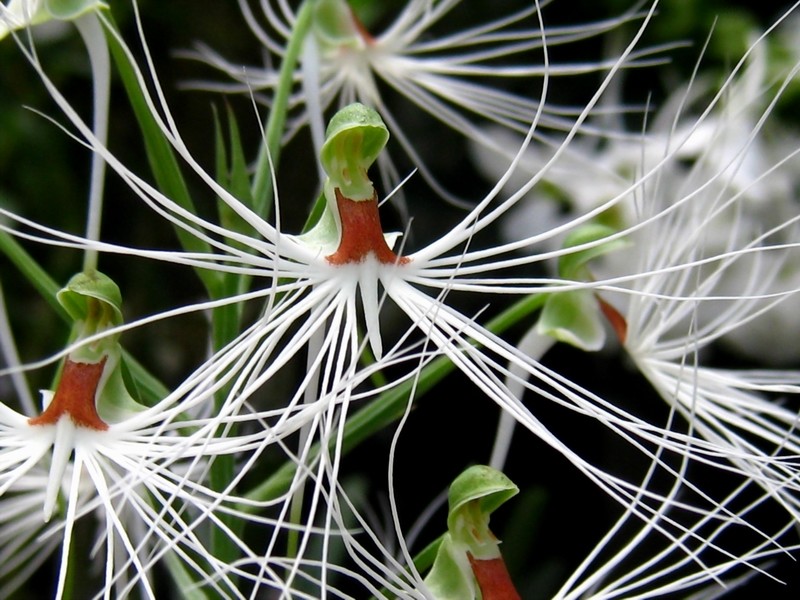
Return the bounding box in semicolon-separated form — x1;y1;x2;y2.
478;12;800;363
616;182;800;525
183;0;662;202
577;30;800;533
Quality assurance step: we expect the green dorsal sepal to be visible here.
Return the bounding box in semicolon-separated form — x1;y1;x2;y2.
320;102;389;201
313;0;361;47
57;270;123;362
425;466;520;599
557;223;628;280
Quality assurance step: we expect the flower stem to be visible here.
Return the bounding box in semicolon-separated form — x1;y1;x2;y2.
250;0;314;218
489;329;555;471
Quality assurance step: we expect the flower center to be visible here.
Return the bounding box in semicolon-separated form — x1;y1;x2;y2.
29;357;109;430
326;188;410;265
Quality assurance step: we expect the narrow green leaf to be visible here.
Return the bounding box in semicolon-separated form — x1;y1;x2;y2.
215;103;257;256
103;17;221;296
163;552;211;600
0;229;67;320
213;104;229;199
225;103;255;211
120;353;169;406
251;0;315;218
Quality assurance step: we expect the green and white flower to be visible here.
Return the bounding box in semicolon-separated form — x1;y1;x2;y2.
183;0;662;203
0;273;273;598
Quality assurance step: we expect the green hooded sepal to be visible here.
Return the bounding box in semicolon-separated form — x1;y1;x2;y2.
58;270;123;324
46;0;106;20
320;102;389;201
313;0;361;47
57;271;123;362
447;465;518;561
424;466;519;599
557;223;629;280
536;290;606;352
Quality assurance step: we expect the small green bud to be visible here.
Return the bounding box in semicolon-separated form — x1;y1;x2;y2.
57;270;123;362
56;271;144;421
447;465;519;560
425;466;519;599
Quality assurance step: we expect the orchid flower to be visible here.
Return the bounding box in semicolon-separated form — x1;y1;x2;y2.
0;270;307;599
476;7;800;592
182;0;666;204
537;13;800;519
611;145;800;524
7;1;800;596
475;10;800;364
493;6;800;572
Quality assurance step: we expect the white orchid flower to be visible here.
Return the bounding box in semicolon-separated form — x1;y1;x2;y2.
182;0;666;204
0;273;291;599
